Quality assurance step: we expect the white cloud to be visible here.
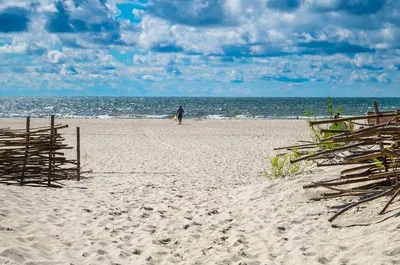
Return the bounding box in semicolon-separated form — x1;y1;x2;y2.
377;73;390;83
47;50;65;64
0;42;27;53
0;0;399;95
132;8;144;19
141;74;159;81
133;52;177;66
353;54;374;68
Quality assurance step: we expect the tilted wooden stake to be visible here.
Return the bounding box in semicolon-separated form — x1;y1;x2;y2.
48;115;54;187
77;127;81;181
21;116;30;186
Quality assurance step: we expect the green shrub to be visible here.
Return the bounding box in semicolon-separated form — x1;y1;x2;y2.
304;96;351;150
266;97;353;179
265;151;305;179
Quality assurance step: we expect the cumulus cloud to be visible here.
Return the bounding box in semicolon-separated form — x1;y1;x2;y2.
47;50;66;64
377;73;391;83
350;71;391;83
141;74;159;81
45;1;119;33
0;0;399;95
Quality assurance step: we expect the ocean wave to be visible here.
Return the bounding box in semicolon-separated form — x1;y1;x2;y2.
136;114;170;119
0;97;398;120
205;114;227;120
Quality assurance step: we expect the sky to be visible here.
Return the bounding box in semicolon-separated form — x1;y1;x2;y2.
0;0;399;97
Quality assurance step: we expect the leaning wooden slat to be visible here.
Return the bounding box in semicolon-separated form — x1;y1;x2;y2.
291;142;367;164
367;170;400;180
273;142;335;151
0;123;64;132
350;180;391;191
303;176;388;189
322;124;385;141
309;113;398;126
0;157;68;162
328;187;395;222
379;187;400;215
311;192;378;201
309;181;377;193
346;152;386;163
320;129;351;134
341;170;373;179
18;124;68;134
317;161;371;167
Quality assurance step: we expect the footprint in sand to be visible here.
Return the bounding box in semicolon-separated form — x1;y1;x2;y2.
132;248;142;255
142;206;154;211
317;255;330;264
119;250;132;258
207;209;219;215
153;238;171;245
0;248;26;263
384;247;400;257
97;249;107;255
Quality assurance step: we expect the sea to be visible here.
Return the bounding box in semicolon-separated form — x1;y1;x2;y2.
0;97;399;120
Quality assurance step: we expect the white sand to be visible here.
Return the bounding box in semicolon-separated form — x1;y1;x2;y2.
0;118;399;265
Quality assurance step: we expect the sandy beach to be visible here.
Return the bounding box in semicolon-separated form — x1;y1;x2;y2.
0;118;399;265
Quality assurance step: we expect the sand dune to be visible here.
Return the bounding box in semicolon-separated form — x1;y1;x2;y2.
0;119;399;265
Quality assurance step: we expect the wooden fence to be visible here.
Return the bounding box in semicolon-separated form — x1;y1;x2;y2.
275;101;400;222
0;115;80;188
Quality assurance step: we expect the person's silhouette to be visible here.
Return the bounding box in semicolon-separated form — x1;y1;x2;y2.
176;106;184;124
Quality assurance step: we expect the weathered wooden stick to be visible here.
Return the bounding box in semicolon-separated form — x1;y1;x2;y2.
328;187;395;222
374;101;380;125
317;161;371;167
379;186;400;215
311;192;378;201
0;123;64;132
48;115;54;187
77;127;80;181
303;176;389;189
291;142;365;163
273;142;334;151
347;152;385;163
309;113;398;126
21;116;30;186
341;171;372;179
320;129;351;134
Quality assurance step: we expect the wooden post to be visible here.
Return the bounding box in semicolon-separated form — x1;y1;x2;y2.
77;127;81;181
21;116;30;186
48;115;54;187
53;129;57;170
373;101;380;125
375;102;387;172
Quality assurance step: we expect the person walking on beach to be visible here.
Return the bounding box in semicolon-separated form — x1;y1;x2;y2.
334;112;340;126
176;106;184;124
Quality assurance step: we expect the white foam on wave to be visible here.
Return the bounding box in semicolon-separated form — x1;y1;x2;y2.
205;115;227;120
59;114;90;119
97;115;112;119
235;115;258;120
137;114;169;119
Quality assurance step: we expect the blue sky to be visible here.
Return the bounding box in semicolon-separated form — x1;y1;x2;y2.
0;0;399;97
